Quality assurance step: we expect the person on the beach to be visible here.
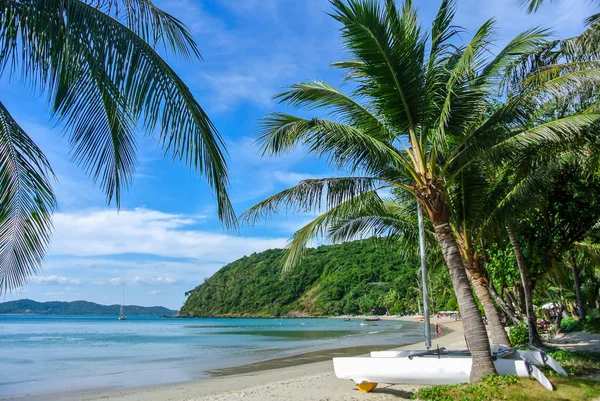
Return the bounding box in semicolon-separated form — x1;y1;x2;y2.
435;323;442;338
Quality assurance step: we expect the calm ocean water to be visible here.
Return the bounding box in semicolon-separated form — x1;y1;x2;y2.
0;314;423;398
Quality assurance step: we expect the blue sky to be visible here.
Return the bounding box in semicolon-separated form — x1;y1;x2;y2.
0;0;596;310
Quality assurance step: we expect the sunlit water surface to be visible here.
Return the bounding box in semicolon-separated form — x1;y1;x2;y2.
0;314;423;397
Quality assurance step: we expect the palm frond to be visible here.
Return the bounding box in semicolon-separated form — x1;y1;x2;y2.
258;113;412;177
241;176;388;225
489;113;600;164
329;0;426;140
280;190;384;271
433;18;495;148
274;80;393;141
428;0;460;64
520;0;545;13
104;0;201;60
481;27;552;87
0;101;55;293
0;0;235;225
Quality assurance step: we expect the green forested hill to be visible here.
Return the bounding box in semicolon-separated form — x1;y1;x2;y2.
0;299;177;316
180;239;457;317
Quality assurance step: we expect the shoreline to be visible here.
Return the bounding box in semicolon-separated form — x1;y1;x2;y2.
8;318;465;401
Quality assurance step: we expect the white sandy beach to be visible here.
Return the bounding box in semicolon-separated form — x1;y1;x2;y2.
12;318;466;401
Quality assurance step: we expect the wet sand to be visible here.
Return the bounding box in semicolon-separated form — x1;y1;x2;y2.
7;317;465;401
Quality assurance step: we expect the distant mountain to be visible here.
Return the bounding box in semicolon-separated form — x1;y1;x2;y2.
0;299;177;316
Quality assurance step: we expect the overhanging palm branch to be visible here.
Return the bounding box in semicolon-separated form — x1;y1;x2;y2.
0;0;234;292
0;101;55;292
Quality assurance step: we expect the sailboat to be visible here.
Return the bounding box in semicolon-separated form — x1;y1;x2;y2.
118;289;127;320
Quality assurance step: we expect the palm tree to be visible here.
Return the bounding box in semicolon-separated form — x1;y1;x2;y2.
244;0;600;380
0;0;235;293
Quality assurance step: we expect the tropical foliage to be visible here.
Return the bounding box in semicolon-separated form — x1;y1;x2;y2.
0;0;234;293
243;0;600;380
181;239;456;317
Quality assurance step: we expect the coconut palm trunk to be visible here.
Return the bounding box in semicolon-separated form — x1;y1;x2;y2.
488;281;521;325
569;250;587;321
433;221;496;380
506;225;543;347
466;262;511;345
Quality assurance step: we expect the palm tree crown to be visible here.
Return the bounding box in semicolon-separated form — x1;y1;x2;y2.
0;0;235;292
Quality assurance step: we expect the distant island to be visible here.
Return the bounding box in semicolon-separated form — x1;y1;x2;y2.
0;299;177;316
180;239;458;318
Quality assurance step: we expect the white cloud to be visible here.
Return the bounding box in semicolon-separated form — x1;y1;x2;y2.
156;0;242;51
148;290;163;295
93;277;125;286
271;171;322;186
49;208;287;261
94;276;176;286
32;275;81;285
133;276;177;285
198;55;299;111
453;0;594;43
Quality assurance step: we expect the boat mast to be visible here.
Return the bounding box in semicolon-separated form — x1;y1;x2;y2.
417;202;431;349
120;289;125;316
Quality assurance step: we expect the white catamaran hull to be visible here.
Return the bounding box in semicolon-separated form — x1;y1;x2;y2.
333;356;553;390
371;348;567;377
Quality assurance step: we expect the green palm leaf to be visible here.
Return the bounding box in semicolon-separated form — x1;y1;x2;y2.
0;101;55;292
0;0;235;292
242;177;388;225
1;0;234;224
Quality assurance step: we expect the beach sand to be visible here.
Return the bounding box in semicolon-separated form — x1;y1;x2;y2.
547;330;600;352
14;318;466;401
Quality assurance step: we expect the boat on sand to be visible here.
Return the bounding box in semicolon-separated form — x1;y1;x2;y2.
371;346;567;377
333;351;553;392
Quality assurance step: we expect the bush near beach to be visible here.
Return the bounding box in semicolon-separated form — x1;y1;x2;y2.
414;350;600;400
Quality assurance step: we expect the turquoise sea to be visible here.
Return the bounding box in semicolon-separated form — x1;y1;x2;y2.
0;315;423;398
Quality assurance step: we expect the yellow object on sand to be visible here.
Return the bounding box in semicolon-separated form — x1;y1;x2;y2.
356;382;378;392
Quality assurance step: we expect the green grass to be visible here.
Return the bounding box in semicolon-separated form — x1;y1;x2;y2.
546;349;600;376
413;376;600;401
413;352;600;401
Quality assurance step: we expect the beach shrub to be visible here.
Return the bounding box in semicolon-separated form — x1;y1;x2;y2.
545;349;600;376
560;318;581;333
560;316;600;334
509;322;529;346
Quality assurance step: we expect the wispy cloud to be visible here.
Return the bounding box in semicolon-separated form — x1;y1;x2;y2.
32;275;81;286
272;170;322;186
134;276;177;285
453;0;593;43
197;56;300;111
48;208;287;262
148;290;163;295
93;276;177;286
